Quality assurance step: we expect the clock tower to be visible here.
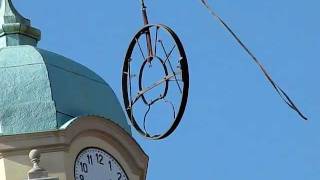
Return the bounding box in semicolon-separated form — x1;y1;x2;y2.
0;0;148;180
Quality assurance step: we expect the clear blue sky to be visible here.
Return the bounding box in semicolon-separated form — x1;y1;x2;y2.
17;0;319;179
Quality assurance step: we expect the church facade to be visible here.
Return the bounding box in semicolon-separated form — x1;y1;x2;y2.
0;0;148;179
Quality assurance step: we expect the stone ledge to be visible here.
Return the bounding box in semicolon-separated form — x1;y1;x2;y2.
27;178;58;180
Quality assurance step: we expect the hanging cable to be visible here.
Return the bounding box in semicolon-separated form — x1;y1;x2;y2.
200;0;307;120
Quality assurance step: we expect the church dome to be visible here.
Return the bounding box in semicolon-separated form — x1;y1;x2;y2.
0;0;131;135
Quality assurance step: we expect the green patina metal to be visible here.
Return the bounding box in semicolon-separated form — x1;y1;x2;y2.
0;0;131;135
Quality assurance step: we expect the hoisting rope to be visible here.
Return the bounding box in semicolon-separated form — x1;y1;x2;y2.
200;0;307;120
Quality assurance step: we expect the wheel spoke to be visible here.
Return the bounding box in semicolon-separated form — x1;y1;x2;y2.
128;58;135;121
163;98;176;119
159;41;183;94
131;70;182;105
159;40;176;65
143;105;151;135
154;27;159;58
135;37;146;61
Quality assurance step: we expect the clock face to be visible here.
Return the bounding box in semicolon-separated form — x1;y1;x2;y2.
74;147;129;180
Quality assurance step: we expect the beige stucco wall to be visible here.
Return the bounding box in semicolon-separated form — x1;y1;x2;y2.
0;159;5;180
0;116;148;180
0;152;66;180
2;155;30;180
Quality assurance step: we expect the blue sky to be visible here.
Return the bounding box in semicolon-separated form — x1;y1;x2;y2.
17;0;319;179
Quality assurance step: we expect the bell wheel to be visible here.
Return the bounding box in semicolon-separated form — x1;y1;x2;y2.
122;24;189;140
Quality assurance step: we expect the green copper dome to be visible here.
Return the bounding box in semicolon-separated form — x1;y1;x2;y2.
0;0;131;135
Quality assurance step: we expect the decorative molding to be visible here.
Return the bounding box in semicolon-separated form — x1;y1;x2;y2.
0;116;148;179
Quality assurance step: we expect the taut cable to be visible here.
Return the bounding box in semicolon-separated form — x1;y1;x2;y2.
200;0;307;120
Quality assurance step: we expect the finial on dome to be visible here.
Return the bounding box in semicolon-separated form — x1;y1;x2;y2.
0;0;41;48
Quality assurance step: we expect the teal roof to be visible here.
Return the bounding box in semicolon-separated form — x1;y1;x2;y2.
0;0;131;135
0;45;131;135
